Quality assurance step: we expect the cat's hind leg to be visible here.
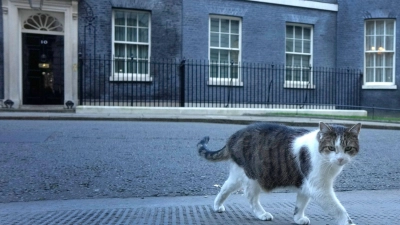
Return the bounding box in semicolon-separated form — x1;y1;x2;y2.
293;192;311;225
213;162;243;213
244;179;273;221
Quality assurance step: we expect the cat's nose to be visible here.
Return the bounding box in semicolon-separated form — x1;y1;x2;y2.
337;158;345;165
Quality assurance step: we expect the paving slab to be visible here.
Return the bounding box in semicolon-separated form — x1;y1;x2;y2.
0;189;398;225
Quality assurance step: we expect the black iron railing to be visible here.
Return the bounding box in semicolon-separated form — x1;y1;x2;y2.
79;57;363;109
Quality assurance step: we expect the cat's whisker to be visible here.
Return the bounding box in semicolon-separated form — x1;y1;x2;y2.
346;159;362;175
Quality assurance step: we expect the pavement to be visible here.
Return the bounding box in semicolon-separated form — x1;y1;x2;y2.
1;107;400;224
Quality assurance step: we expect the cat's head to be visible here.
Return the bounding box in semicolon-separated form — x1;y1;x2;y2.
317;122;361;166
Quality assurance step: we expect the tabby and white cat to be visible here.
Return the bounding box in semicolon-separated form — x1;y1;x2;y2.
197;122;361;225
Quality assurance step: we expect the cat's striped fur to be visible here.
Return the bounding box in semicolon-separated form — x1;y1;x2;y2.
197;122;361;225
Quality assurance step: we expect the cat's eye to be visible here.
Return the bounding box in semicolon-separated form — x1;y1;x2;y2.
327;146;335;151
345;147;354;152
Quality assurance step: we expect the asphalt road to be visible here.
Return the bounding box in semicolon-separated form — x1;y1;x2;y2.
0;120;399;203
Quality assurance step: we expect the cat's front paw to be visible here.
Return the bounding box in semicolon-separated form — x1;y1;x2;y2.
256;212;273;221
214;204;225;213
294;215;310;225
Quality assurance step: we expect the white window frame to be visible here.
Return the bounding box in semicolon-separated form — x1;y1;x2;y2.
285;23;314;89
110;9;152;82
208;15;242;86
363;19;396;89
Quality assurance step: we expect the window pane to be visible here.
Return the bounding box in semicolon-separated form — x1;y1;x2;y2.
293;55;301;67
138;13;149;27
286;26;293;38
115;60;125;73
386;20;394;35
303;28;311;40
295;27;302;39
366;53;374;67
295;40;302;53
231;34;239;48
386;36;394;50
376;36;384;50
385;68;393;82
221;19;229;32
220;65;229;78
210;49;219;62
138;28;149;42
210;64;219;78
231;66;239;79
293;67;301;81
286;39;293;52
220;34;229;48
115;27;125;41
114;44;125;57
127;60;138;74
366;21;374;35
366;36;374;50
138;45;148;58
115;11;125;25
210;33;219;47
302;55;310;68
138;59;148;74
127;45;137;58
376;54;383;67
304;40;311;53
376;21;384;35
220;50;229;63
211;18;219;32
231;50;239;63
375;68;383;82
366;68;374;82
231;20;239;34
385;53;393;67
127;28;137;42
286;54;293;67
127;61;134;74
303;68;310;82
285;68;292;81
127;12;137;26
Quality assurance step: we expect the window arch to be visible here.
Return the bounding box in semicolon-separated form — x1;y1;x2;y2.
23;13;64;32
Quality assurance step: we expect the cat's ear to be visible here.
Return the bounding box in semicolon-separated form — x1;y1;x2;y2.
347;123;362;136
319;122;332;133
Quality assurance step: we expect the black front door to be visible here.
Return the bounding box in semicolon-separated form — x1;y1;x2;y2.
22;33;64;105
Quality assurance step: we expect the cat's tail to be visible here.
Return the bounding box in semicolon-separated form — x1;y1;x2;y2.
197;136;230;162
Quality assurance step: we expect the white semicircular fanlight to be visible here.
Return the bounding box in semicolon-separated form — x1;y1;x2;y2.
23;13;64;32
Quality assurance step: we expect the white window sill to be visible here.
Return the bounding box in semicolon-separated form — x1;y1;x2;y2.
109;74;153;82
245;0;338;11
284;82;315;89
207;79;243;87
362;84;397;89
